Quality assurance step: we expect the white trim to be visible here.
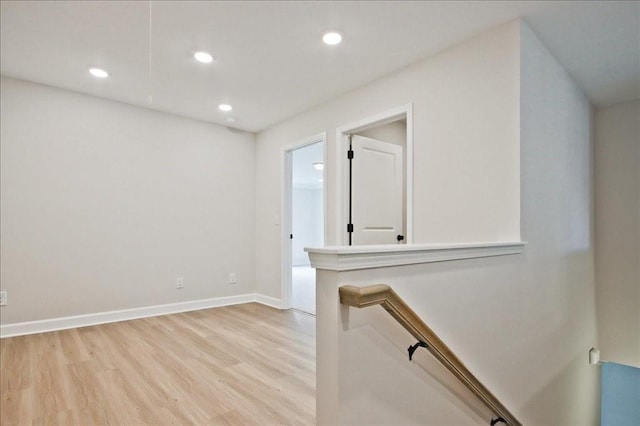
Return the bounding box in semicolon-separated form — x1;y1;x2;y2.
0;293;284;338
282;147;293;309
281;132;327;310
406;106;414;244
255;294;284;309
335;103;414;246
281;132;327;152
306;241;526;271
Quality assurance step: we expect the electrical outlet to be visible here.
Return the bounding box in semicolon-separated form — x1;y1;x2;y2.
229;273;237;284
176;277;184;289
0;291;7;306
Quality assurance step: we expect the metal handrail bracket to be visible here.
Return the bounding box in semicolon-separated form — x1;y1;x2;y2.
339;284;522;426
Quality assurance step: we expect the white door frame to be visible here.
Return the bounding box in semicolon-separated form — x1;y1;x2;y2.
281;132;327;310
335;103;413;246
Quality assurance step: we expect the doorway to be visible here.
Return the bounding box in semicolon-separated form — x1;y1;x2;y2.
336;104;413;246
283;134;325;315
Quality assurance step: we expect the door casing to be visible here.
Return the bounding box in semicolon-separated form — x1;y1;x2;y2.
335;104;414;246
281;133;327;309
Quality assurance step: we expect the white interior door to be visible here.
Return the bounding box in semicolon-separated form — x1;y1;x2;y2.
351;135;403;245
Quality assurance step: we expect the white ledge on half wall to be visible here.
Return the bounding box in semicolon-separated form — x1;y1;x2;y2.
305;241;526;271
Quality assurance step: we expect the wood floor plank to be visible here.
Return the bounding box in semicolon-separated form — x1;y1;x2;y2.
1;389;32;426
31;363;70;420
0;303;316;425
1;336;33;392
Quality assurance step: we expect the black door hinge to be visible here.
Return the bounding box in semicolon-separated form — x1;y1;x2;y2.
347;149;354;159
347;223;354;233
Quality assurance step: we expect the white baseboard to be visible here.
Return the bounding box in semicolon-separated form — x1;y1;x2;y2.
255;293;285;309
0;293;284;338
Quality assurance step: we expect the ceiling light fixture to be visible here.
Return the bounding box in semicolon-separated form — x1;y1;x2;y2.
322;31;342;45
89;67;109;78
219;104;233;112
194;51;214;63
313;162;324;171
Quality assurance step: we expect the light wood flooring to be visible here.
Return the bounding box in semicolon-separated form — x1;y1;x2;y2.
0;303;316;425
291;267;315;316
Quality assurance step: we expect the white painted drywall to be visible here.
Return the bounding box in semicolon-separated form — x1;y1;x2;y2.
255;21;521;299
356;119;407;147
312;21;599;426
594;100;640;367
0;77;256;324
516;22;598;424
292;187;323;266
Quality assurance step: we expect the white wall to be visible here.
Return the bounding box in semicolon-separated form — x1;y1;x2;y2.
311;20;598;426
292;187;323;266
517;22;598;424
0;77;256;324
594;100;640;367
356;119;407;147
256;21;521;300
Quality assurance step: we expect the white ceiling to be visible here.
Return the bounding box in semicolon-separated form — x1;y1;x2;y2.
1;1;638;133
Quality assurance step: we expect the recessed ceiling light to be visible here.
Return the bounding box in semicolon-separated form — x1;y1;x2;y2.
89;67;109;78
322;31;342;45
194;51;214;63
219;104;233;112
313;162;324;171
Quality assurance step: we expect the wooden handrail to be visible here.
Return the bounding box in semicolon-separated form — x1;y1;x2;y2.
339;284;522;426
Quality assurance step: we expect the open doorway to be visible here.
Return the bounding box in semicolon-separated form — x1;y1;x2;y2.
335;104;413;246
283;134;325;315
